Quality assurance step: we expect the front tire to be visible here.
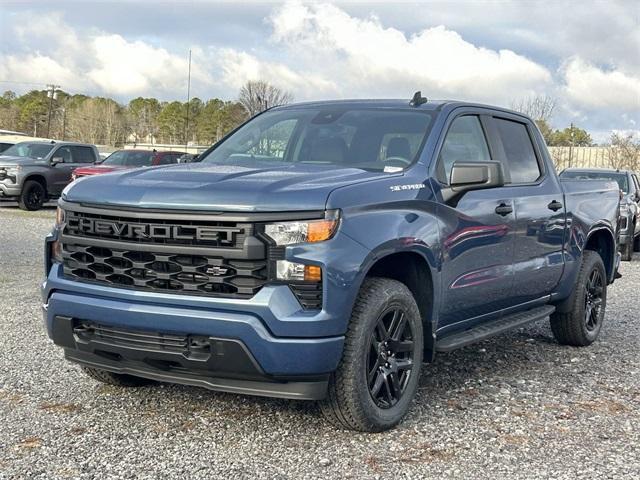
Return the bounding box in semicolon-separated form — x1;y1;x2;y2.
319;277;423;432
550;250;607;346
18;180;46;211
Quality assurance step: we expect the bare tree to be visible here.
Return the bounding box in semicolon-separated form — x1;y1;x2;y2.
510;95;557;123
239;80;293;117
608;132;640;171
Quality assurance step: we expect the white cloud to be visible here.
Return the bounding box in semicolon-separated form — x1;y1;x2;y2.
88;34;192;95
217;48;337;95
263;2;552;104
0;1;638;138
562;57;640;111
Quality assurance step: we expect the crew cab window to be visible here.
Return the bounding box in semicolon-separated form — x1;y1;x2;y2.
438;115;491;183
494;118;541;184
54;146;73;163
70;146;96;163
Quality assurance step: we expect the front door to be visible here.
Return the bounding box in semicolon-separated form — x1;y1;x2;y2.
49;146;75;194
436;114;516;330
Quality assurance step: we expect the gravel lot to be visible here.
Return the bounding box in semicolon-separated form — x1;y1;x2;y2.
1;202;638;479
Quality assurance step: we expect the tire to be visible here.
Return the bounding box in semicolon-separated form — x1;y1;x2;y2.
18;180;46;211
550;250;607;347
319;277;423;432
81;366;154;387
621;238;633;261
634;231;640;252
621;220;636;262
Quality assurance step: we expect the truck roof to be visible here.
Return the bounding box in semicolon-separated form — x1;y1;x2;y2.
562;167;629;174
17;140;95;147
275;99;530;119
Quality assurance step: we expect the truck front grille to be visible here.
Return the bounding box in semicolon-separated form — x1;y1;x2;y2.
60;208;268;299
61;243;267;297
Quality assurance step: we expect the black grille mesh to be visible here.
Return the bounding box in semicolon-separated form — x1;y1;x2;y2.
61;243;267;297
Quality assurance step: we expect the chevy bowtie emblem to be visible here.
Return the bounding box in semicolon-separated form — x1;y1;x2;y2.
206;266;229;276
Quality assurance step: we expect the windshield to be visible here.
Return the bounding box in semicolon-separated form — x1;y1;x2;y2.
200;108;434;172
102;150;155;167
1;142;54;159
561;171;629;192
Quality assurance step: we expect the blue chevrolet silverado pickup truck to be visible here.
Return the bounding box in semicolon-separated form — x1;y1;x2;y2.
43;96;621;431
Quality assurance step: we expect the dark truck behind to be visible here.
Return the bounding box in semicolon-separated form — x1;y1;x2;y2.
43;96;620;431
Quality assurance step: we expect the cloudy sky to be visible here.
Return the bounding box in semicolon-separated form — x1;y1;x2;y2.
1;0;638;141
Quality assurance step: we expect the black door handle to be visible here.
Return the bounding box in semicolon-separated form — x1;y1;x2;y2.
548;200;563;211
495;203;513;216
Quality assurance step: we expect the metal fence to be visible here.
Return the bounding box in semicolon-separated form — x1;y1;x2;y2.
549;146;639;172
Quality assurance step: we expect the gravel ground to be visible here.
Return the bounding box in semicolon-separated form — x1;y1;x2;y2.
0;203;638;479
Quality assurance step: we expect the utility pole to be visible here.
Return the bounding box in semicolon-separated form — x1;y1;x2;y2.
61;107;67;141
185;49;192;153
569;122;574;167
46;84;60;139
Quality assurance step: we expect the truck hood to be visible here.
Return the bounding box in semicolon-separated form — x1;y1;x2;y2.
74;165;130;176
0;155;45;167
63;162;393;211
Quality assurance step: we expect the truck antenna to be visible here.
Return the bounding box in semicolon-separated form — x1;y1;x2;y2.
409;91;428;106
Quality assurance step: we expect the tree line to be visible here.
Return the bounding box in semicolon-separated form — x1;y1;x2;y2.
1;86;637;159
0;80;292;147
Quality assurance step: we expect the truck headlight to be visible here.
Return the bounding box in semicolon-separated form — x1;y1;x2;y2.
275;261;322;282
54;207;65;229
0;165;20;180
264;211;340;246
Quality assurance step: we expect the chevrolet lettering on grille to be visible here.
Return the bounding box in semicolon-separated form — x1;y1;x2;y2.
66;217;242;243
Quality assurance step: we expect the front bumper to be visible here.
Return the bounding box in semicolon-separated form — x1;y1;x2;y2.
0;180;21;197
42;227;371;399
50;316;329;400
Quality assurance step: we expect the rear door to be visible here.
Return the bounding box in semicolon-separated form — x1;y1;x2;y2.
489;115;565;305
436;112;517;330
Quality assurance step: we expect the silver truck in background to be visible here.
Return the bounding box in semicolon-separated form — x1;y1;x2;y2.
0;141;99;210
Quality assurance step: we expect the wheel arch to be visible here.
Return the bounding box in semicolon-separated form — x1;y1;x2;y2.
23;174;48;192
584;227;616;282
359;249;438;362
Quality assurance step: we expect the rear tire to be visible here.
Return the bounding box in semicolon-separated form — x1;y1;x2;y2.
622;225;634;261
319;277;423;432
621;241;633;261
18;180;46;211
81;366;153;387
550;250;607;346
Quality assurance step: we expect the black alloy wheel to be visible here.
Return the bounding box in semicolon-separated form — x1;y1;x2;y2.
584;268;604;332
367;308;416;409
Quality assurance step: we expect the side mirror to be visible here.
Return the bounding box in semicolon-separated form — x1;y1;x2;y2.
51;156;63;165
450;161;504;193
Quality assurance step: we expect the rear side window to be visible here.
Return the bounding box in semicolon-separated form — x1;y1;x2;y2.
70;146;96;163
438;115;491;183
159;153;180;165
494;119;541;183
